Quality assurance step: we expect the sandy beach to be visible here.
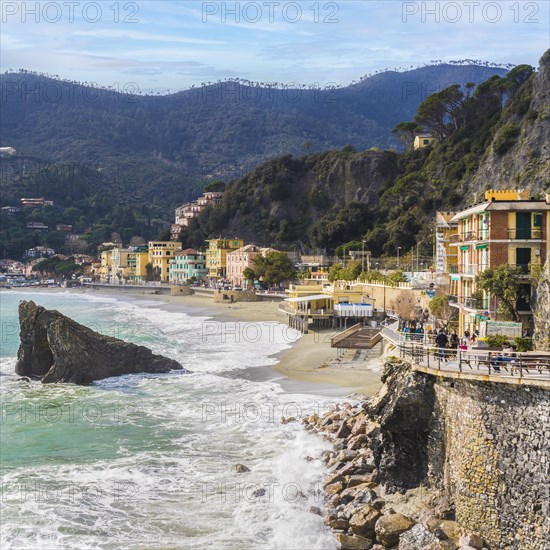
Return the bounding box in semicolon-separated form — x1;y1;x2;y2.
6;286;383;396
155;292;383;395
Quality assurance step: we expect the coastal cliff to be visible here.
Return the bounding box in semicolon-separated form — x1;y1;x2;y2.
305;361;549;549
16;300;186;384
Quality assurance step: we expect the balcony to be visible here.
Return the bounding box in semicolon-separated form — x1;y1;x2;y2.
448;295;488;310
449;231;489;243
449;264;488;276
508;227;542;240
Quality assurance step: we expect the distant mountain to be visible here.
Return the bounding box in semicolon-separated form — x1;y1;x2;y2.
1;64;507;206
182;52;549;256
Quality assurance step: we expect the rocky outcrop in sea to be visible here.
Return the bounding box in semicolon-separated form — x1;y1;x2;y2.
16;300;186;384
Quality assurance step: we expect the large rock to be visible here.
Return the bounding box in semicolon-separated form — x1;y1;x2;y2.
374;513;415;547
15;300;186;384
334;532;374;550
349;505;382;537
399;524;440;549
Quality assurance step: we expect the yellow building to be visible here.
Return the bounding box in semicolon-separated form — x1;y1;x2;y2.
98;248;129;283
285;282;367;310
436;211;458;273
205;239;245;283
413;134;436;149
148;241;178;283
111;248;129;282
127;246;149;283
99;250;113;283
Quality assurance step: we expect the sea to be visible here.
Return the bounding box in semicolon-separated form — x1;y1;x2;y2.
0;290;347;550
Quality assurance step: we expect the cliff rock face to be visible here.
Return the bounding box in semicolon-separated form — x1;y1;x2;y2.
534;259;550;351
362;361;549;549
16;300;186;384
366;362;435;492
467;50;550;195
219;150;402;243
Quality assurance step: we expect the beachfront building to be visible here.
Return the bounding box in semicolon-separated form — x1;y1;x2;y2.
168;249;208;285
127;246;149;283
99;250;113;283
413;134;436;149
280;281;374;332
205;239;245;284
148;241;178;283
171;191;224;240
226;245;278;288
435;211;458;276
449;189;550;335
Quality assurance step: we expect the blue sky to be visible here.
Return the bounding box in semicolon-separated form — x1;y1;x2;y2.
2;1;549;92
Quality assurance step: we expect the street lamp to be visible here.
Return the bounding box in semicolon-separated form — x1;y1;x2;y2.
361;240;366;274
397;246;402;269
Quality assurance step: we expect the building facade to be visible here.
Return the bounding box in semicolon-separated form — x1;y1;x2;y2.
148;241;178;282
127;246;149;283
168;249;208;284
171;191;224;239
413;134;436;149
449;190;550;335
205;239;245;283
226;245;277;287
435;211;458;275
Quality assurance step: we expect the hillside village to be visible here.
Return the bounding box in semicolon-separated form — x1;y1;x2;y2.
2;184;549;344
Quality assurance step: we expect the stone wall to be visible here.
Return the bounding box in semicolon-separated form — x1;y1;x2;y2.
430;379;549;549
213;289;258;303
534;259;550;351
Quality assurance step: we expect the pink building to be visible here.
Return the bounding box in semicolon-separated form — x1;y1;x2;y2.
171;192;224;239
226;245;278;287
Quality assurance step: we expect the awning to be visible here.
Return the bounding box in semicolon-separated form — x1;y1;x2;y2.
285;294;330;303
460;245;469;251
475;244;488;249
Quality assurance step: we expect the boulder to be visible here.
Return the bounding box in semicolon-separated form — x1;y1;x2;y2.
349;505;381;537
336;422;351;438
325;482;345;495
375;513;415;547
347;434;368;450
334;532;374;550
233;464;250;473
399;524;440;549
15;301;186;384
459;534;484;549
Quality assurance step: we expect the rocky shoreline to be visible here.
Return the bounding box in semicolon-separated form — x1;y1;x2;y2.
301;360;493;550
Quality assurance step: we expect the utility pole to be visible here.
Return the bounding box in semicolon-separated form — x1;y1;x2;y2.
397;246;402;269
362;240;365;274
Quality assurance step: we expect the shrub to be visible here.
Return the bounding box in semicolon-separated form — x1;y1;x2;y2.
514;337;533;352
493;124;520;156
485;334;510;349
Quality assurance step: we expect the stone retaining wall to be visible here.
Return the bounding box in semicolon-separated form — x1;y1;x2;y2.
430;379;549;549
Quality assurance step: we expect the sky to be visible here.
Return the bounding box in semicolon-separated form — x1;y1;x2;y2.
2;1;549;93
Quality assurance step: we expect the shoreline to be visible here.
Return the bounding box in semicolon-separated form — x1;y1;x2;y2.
3;286;383;397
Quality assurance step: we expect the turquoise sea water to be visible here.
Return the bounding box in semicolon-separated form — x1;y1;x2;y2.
0;291;340;549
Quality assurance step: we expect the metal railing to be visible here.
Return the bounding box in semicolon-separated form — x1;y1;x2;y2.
380;325;550;382
508;228;542;240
